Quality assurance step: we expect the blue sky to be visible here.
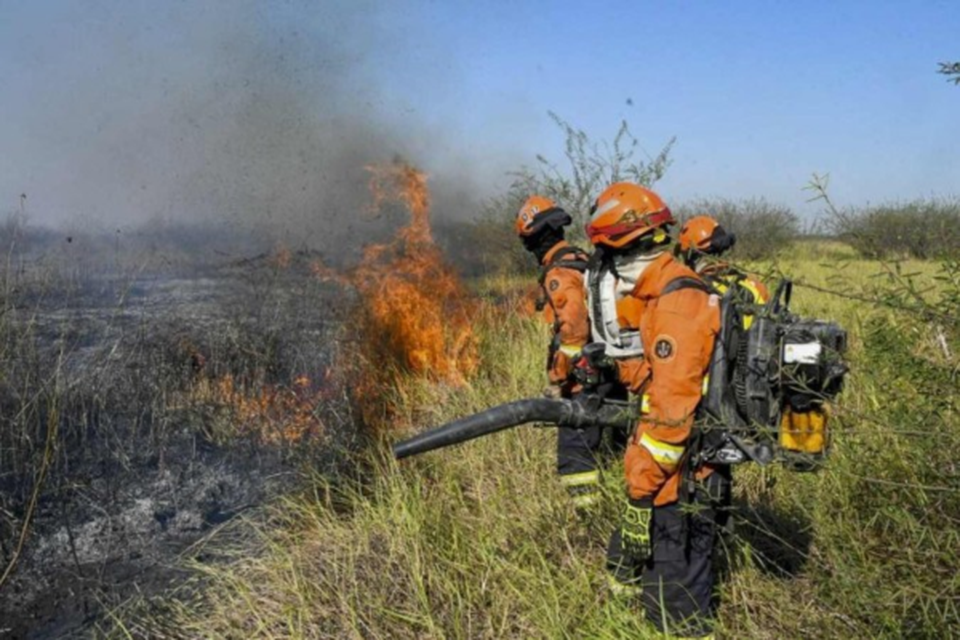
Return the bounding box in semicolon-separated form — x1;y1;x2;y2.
1;1;957;228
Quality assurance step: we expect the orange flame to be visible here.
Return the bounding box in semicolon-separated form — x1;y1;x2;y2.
271;243;292;269
313;161;478;402
187;374;325;444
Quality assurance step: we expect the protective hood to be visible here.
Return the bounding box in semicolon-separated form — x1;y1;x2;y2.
587;247;666;358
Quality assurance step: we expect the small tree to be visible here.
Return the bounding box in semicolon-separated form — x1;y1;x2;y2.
450;113;675;275
506;112;675;236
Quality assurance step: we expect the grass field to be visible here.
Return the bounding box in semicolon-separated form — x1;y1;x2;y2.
111;241;959;639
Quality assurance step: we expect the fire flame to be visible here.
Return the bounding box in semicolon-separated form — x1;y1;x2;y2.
271;243;292;269
177;162;475;441
313;161;478;390
186;374;326;445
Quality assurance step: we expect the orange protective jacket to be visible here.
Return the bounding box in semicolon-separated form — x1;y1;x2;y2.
613;252;721;506
539;241;591;385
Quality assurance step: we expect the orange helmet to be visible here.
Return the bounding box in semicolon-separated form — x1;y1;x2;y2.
679;215;736;255
515;195;572;237
679;216;720;252
585;183;675;248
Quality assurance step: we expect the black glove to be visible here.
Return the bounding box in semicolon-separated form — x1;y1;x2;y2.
620;496;653;563
572;354;601;388
572;342;615;388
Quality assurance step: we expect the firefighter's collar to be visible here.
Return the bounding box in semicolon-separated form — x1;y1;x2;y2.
541;240;571;266
610;247;666;287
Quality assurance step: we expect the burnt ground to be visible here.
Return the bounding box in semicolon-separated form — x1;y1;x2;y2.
4;436;292;639
0;255;361;638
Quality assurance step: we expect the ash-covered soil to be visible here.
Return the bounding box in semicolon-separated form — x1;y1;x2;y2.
0;255;360;639
4;438;293;639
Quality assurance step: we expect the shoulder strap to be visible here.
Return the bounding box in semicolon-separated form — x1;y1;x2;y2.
539;246;588;283
550;246;589;270
661;275;716;297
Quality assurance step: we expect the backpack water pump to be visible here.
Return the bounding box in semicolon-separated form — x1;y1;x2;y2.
698;279;848;471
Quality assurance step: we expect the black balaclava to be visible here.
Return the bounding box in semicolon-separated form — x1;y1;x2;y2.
703;226;736;255
681;225;737;268
523;227;565;264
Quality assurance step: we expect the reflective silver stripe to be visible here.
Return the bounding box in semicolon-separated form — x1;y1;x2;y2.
558;344;581;356
592;198;621;219
639;432;684;465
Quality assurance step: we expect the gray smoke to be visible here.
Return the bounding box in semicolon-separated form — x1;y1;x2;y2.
2;0;497;259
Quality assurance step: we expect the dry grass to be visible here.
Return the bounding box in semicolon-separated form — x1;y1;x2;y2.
109;242;959;639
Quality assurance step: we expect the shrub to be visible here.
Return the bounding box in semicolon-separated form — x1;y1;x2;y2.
826;197;960;260
673;197;800;260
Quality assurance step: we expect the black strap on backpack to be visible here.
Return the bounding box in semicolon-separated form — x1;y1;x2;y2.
657;274;721;538
536;246;589;312
537;246;588;284
538;246;589;371
660;275;717;297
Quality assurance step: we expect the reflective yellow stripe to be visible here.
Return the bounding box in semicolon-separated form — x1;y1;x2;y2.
640;393;651;414
702;374;710;395
571;493;599;508
740;278;767;330
606;575;641;597
558;343;581;356
640;432;685;466
559;470;600;487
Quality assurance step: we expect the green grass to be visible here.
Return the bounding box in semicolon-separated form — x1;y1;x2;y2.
110;242;959;639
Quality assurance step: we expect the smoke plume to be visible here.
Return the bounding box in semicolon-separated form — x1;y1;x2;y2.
1;0;492;259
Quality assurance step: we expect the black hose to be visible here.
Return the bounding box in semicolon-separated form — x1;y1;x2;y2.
392;397;635;459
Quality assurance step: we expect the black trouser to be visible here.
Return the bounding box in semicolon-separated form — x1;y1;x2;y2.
557;388;629;505
556;424;603;506
557;424;603;473
606;468;732;637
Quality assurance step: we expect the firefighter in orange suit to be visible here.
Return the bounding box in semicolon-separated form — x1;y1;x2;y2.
579;184;726;639
515;196;604;508
679;215;769;321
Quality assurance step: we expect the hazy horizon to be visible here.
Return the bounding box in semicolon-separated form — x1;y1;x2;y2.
2;1;957;236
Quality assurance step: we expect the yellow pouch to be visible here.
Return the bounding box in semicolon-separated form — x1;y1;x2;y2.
779;406;829;455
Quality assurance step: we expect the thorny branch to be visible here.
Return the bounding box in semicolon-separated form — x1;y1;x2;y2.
939;61;960;85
